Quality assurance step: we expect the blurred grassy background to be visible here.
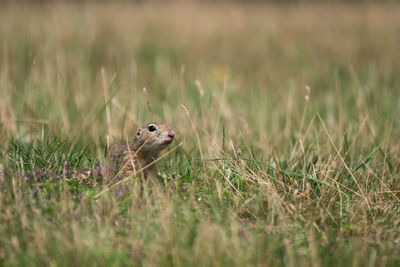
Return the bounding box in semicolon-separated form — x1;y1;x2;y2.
0;1;399;266
1;2;399;153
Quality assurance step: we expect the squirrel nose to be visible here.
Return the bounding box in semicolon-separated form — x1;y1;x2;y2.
168;130;175;139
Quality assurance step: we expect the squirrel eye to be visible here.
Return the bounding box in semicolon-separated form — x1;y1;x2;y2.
148;125;156;132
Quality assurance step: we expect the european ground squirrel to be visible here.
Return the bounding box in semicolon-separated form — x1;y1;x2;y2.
105;122;175;179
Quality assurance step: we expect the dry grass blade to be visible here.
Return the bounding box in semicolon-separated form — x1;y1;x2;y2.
93;143;182;199
317;113;370;209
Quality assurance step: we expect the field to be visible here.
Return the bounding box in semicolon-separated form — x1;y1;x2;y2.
0;2;400;266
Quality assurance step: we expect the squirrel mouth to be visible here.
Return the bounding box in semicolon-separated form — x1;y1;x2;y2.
162;137;174;145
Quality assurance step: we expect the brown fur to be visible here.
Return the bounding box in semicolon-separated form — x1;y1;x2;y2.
105;122;175;179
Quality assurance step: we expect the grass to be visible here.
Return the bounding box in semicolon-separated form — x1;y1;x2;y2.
0;2;400;266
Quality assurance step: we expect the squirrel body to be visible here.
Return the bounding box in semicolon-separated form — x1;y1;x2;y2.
105;122;175;179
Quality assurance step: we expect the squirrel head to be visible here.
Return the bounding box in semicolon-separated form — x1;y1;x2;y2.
132;122;175;158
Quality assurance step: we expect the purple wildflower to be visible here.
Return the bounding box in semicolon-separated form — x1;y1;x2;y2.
115;184;128;198
181;184;189;192
116;172;125;181
63;168;71;176
24;173;33;181
63;161;72;177
33;168;46;180
64;161;71;169
95;164;104;178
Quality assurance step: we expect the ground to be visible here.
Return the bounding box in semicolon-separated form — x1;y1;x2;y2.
0;2;399;266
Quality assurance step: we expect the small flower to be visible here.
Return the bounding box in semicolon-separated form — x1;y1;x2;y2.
24;173;33;181
116;172;125;181
64;161;71;170
63;161;72;177
181;184;188;192
96;164;104;178
33;168;46;180
116;191;124;198
115;184;127;198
